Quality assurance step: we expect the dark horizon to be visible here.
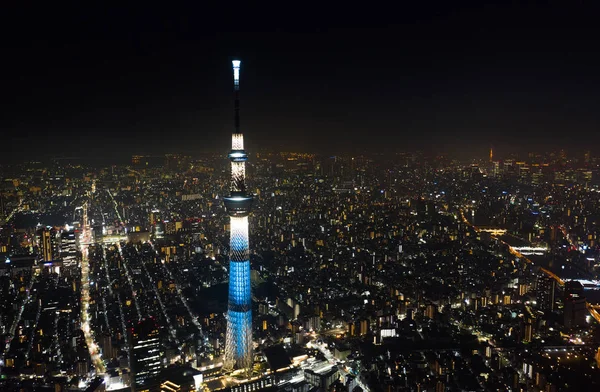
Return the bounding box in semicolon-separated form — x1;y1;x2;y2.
2;2;600;163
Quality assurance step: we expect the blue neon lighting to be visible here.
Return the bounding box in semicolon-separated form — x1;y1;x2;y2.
231;236;249;253
228;310;252;359
229;261;251;307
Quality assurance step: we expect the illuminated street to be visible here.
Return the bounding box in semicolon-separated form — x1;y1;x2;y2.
1;273;37;365
79;200;106;374
3;10;600;390
309;340;370;392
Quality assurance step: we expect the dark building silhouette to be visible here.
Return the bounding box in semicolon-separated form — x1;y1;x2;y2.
537;275;556;311
564;281;587;329
133;318;163;390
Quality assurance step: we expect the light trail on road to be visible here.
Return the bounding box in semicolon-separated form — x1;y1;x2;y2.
115;292;130;355
1;273;37;362
52;311;63;365
560;225;577;249
80;199;106;374
588;304;600;324
106;189;124;223
101;295;111;331
311;341;370;392
24;297;41;361
101;247;114;296
3;198;24;223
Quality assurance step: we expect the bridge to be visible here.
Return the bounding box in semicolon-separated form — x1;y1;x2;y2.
588;304;600;324
102;235;128;244
477;227;507;236
511;246;549;256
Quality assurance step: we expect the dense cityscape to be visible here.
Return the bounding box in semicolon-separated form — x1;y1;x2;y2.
3;4;600;390
2;139;600;391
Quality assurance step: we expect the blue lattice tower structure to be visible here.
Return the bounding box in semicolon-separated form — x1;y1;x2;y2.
223;60;254;372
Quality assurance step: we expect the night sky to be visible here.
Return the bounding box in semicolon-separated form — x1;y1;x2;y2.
2;2;600;162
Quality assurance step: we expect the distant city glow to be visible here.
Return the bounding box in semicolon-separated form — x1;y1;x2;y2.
5;44;600;392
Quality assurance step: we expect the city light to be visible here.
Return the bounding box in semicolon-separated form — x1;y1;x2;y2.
224;59;254;373
3;47;600;392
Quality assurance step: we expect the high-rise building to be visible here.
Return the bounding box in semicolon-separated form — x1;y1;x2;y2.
223;60;254;372
564;294;587;329
132;318;163;389
564;281;587;329
99;332;116;361
523;320;533;343
60;229;78;267
537;275;556;311
38;227;57;262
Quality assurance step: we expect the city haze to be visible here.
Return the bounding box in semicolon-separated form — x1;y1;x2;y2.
2;3;600;162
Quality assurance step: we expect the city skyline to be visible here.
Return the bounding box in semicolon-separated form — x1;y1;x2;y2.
3;136;600;390
3;3;600;162
3;4;600;391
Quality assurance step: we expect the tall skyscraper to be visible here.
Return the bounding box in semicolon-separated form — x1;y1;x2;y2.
60;229;78;267
132;318;163;389
223;60;254;372
38;227;57;262
537;275;556;311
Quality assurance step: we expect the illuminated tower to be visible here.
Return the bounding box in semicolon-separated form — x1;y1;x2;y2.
223;60;253;372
